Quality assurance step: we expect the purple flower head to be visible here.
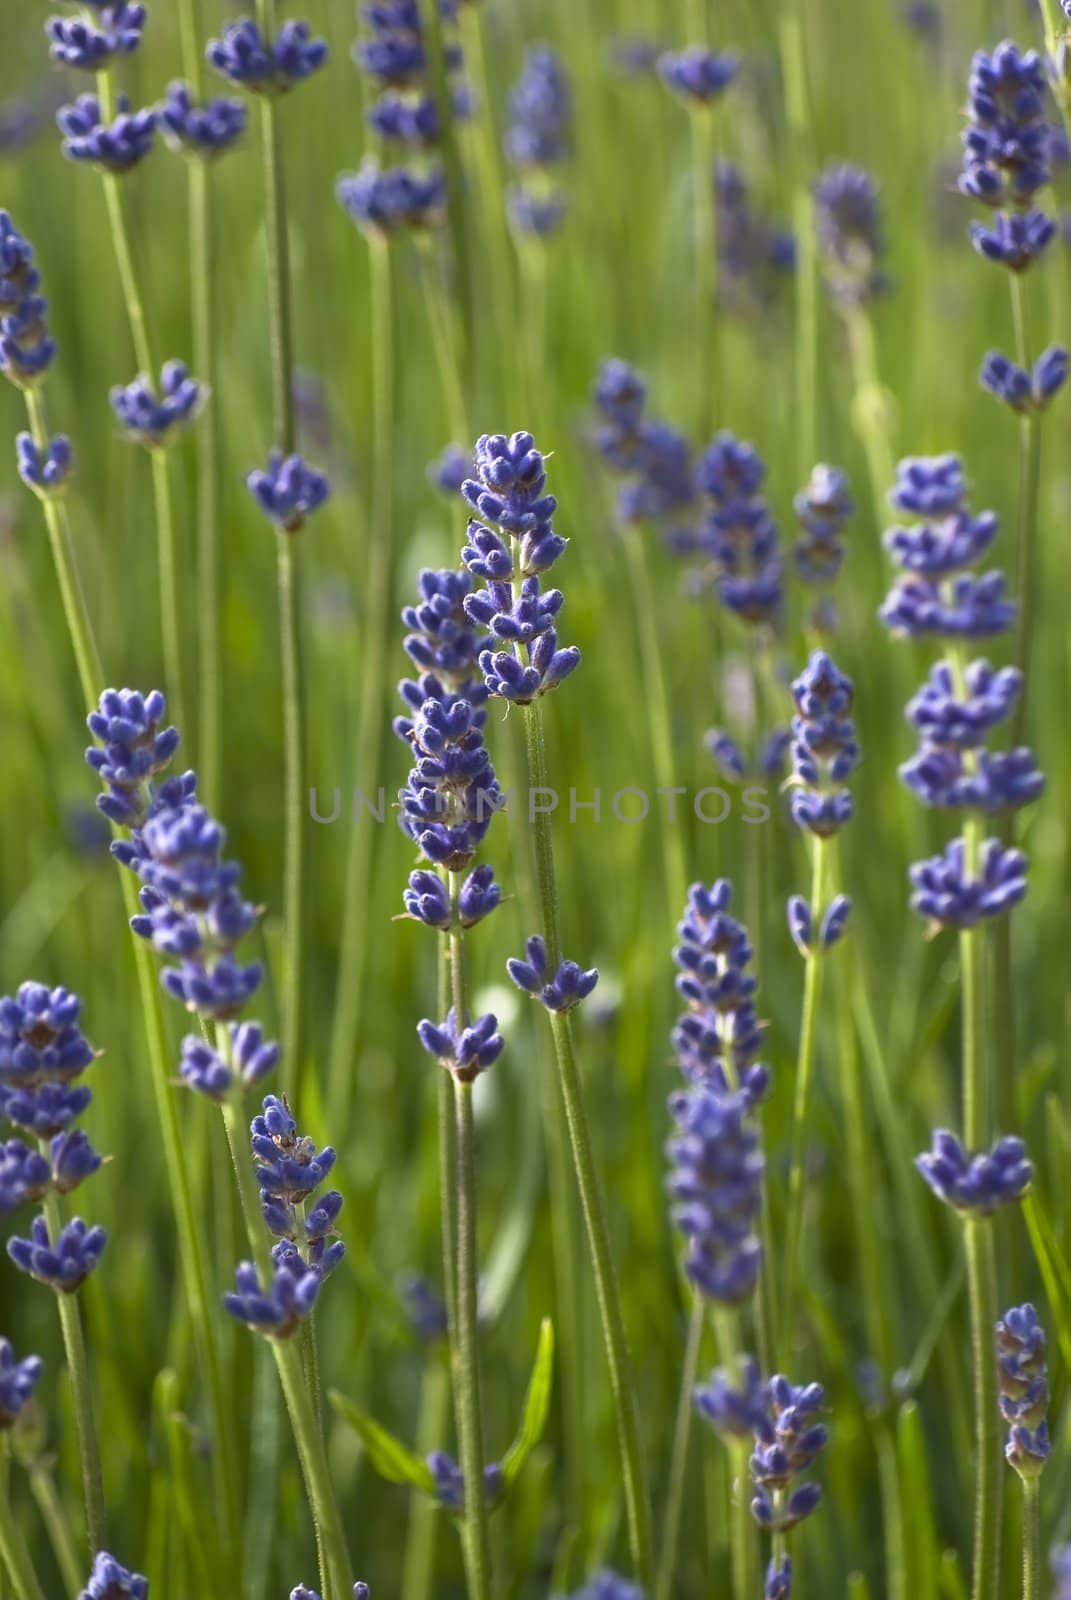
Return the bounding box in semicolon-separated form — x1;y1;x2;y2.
336;161;446;236
159;81;247;158
971;208;1055;272
0;213;40;306
900;744;1044;814
0;1339;43;1428
814;162;887;305
111;361;205;449
224;1244;322;1337
16;431;72;499
417;1009;503;1083
906;659;1022;749
399;691;501;867
207;18;327;95
671;879;769;1103
617;422;695;524
996;1301;1050;1480
50;1129;103;1195
667;1086;764;1305
1;289;56;390
916;1129;1032;1215
8;1214;107;1293
715;160;797;315
369;86;471;149
57;93;155;174
793;463;852;587
85;687;181;826
401;569;483;680
247;450;329;533
981;346;1068;412
426;1450;504;1513
959;42;1049;208
506;46;571;168
658;46;737;104
0;982;95;1091
78;1551;149;1600
252;1093;337;1209
881;572;1014;639
1;1083;93;1140
47;5;145;69
696;432;782;627
766;1558;792;1600
0;1139;52;1212
507;186;568;237
909;836;1027;929
428;443;469;496
749;1375;827;1533
694;1354;767;1439
507;935;599;1012
463;432;558;541
787;651;860;838
161;954;263;1022
594;358;647;432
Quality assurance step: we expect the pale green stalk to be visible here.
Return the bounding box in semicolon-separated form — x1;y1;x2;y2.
401;1357;450;1600
779;7;818;480
689;106;717;439
95;72;187;739
327;237;396;1127
448;877;493;1600
38;1187;106;1554
22;390;242;1570
654;1299;705;1600
423;0;473;356
179;0;224;813
713;1311;757;1600
845;306;896;528
254;0;305;1098
0;1468;45;1600
417;239;471;445
27;1462;82;1600
783;835;828;1338
1021;1479;1040;1600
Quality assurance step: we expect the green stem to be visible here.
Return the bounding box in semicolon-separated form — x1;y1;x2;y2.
964;1219;1001;1600
0;1474;46;1600
219;1089;274;1275
779;7;818;479
448;880;493;1600
423;0;473;357
401;1357;450;1600
522;700;653;1583
713;1313;757;1600
39;1188;106;1554
1021;1478;1040;1600
272;1339;353;1600
622;527;689;921
689;106;717;438
327;237;396;1126
654;1297;705;1600
418;240;471;443
27;1463;83;1600
783;835;828;1342
845;306;896;527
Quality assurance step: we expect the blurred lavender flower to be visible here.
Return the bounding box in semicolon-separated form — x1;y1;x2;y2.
593;359;696;533
959;42;1049;206
16;432;72;498
427;1449;503;1511
1053;1546;1071;1597
916;1129;1032;1214
428;443;469;495
179;1023;279;1102
910;837;1028;928
787;651;860;839
400;1274;448;1340
337;162;446;236
247;450;330;533
672;879;770;1103
0;1140;51;1211
996;1302;1050;1479
667;1084;764;1304
980;347;1068;412
971;207;1056;271
78;1552;148;1600
749;1374;828;1533
0;213;56;390
0;1339;42;1427
696;432;782;626
658;46;737;104
506;46;571;235
716;162;795;316
814;162;887;306
793;463;852;631
47;5;146;69
159;81;247;158
565;1572;644;1600
694;1353;767;1439
766;1556;793;1599
111;362;205;449
57;94;156;173
207;18;327;95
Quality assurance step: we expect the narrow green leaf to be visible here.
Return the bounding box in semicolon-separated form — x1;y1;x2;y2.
501;1319;556;1488
328;1389;437;1494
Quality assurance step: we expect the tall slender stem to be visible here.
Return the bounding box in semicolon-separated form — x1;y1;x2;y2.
28;1461;83;1600
521;700;653;1583
964;1218;1001;1600
689;107;717;438
1021;1478;1040;1600
0;1472;46;1600
779;6;818;480
654;1298;705;1600
423;0;473;357
272;1339;354;1600
39;1188;106;1555
401;1357;450;1600
783;835;827;1338
328;238;396;1124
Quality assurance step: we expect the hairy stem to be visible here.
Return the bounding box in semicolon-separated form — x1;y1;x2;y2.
272;1339;353;1600
654;1297;705;1600
1021;1478;1040;1600
964;1219;1001;1600
779;7;818;479
28;1461;83;1600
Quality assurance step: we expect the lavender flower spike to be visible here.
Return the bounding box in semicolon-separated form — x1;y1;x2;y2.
47;6;147;71
749;1374;828;1533
16;432;73;498
658;46;737;104
916;1130;1032;1216
207;18;328;95
0;1339;43;1427
507;935;599;1012
159;81;247;159
247;450;330;533
996;1302;1050;1479
78;1553;149;1600
111;361;205;449
57;94;156;174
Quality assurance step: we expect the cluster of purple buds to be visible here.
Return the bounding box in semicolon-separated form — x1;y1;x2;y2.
179;1022;279;1102
158;81;247;160
916;1129;1032;1215
337;162;447;236
793;463;853;632
225;1095;345;1339
959;42;1055;273
705;725;790;788
207;17;327;95
16;431;72;499
787;650;860;845
78;1553;148;1599
292;1587;369;1600
1053;1546;1071;1598
0;211;57;391
0;984;105;1296
694;1353;767;1440
427;1449;504;1513
749;1375;827;1534
460;432;580;704
881;454;1012;640
980;347;1068;414
813;162;888;307
910;835;1027;929
57;94;156;174
658;45;737;105
766;1558;792;1600
428;442;469;496
85;689;264;1022
565;1574;644;1600
506;46;572;236
247;450;330;533
672;879;770;1103
667;1084;764;1304
695;432;782;626
508;936;599;1013
400;1273;448;1341
715;162;795;317
396;566;487;740
417;1009;503;1083
901;659;1043;815
399;691;502;873
592;359;696;535
47;4;146;69
111;361;205;449
996;1302;1050;1480
0;1338;42;1428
